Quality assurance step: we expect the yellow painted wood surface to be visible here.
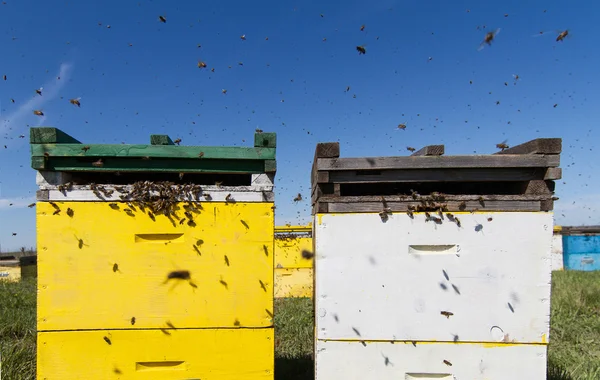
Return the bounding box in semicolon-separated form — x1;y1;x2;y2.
37;328;274;380
273;225;314;297
274;268;313;298
0;265;21;282
274;234;313;269
36;201;274;331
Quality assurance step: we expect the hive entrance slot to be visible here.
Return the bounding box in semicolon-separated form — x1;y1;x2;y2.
405;374;453;380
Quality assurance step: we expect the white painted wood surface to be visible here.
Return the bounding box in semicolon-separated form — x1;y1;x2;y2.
314;212;553;343
551;233;564;271
35;171;275;189
36;189;274;202
315;340;547;380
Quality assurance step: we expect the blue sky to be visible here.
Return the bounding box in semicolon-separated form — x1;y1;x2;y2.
1;0;599;251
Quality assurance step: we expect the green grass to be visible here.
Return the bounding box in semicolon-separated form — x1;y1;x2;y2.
0;278;36;380
2;272;600;379
547;271;600;380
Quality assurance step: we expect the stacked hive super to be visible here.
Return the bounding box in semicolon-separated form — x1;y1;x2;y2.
311;139;561;379
31;127;277;380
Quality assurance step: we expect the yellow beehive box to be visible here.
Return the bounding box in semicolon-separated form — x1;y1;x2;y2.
274;224;314;298
37;201;274;330
38;328;274;380
31;127;277;380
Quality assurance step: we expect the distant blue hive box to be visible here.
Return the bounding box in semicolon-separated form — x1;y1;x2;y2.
562;226;600;271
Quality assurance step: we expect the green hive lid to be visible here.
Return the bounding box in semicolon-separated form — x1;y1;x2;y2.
29;127;276;174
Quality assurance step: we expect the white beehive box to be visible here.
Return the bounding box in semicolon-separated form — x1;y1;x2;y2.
311;139;561;380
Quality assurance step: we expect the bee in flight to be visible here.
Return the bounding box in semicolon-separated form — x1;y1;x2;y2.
496;139;509;151
533;29;570;42
33;110;44;116
159;15;166;23
556;30;569;41
69;97;81;107
477;28;501;51
356;45;366;55
35;87;43;96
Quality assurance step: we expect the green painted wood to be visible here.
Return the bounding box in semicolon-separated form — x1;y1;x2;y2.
150;135;174;145
31;144;276;160
31;156;46;170
254;132;277;148
36;157;269;173
30;127;81;144
264;160;277;173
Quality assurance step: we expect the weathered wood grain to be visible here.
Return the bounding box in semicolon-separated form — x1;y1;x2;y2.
316;200;544;213
544;167;562;180
494;138;562;155
30;127;81;144
150;134;175;145
315;142;340;159
410;145;445;156
318;168;551;184
316;155;560;171
31;144;276;160
316;194;554;202
254;132;277;148
561;226;600;235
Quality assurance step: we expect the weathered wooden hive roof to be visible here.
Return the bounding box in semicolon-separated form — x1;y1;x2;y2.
311;138;562;214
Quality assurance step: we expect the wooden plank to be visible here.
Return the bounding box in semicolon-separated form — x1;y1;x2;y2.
317;155;560;171
312;142;340;191
150;134;174;145
315;194;553;202
524;180;555;195
36;188;274;202
319;200;543;213
315;142;340;159
31;156;46;170
30;127;81;144
38;329;274;380
410;145;445;157
31;144;276;160
315;340;547;380
254;132;277;148
319;168;549;184
264;159;277;173
314;212;553;343
494;138;562;155
561;226;600;235
32;157;270;174
544;167;562;180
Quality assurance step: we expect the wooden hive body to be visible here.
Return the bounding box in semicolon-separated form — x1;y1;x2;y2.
31;127;277;380
311;139;561;380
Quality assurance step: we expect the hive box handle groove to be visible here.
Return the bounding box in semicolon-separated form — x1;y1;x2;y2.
134;233;184;243
408;245;459;255
405;374;453;379
135;361;185;371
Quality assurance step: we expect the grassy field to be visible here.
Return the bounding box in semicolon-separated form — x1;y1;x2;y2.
2;271;600;379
